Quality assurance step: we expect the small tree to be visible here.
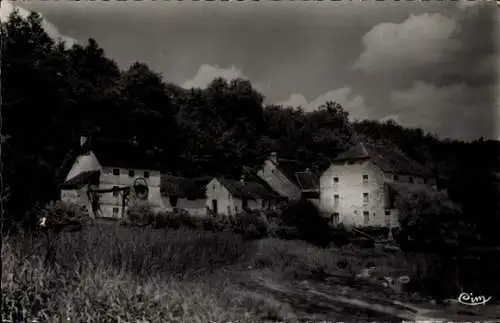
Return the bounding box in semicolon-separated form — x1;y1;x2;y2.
125;200;156;227
395;190;465;252
280;199;332;247
395;190;466;300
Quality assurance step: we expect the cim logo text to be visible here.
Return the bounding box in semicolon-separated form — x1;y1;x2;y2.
458;292;492;306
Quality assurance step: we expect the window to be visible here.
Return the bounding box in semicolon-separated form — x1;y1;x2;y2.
144;171;150;178
331;212;340;225
113;207;119;217
242;198;248;210
112;186;119;197
409;176;414;183
333;176;339;184
363;192;369;203
261;199;266;208
334;194;340;205
128;170;135;177
169;196;179;208
385;210;391;227
113;169;120;176
393;174;399;181
362;174;368;184
363;211;369;225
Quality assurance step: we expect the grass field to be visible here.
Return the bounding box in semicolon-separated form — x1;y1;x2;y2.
2;222;499;322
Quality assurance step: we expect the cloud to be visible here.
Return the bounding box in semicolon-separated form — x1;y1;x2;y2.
181;64;267;94
276;87;370;121
390;82;497;141
353;13;462;75
379;114;400;124
0;0;76;47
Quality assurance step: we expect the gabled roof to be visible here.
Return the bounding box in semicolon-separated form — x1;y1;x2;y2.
160;175;208;199
270;158;306;186
333;142;432;177
295;171;320;191
217;171;282;200
60;170;101;190
82;137;163;171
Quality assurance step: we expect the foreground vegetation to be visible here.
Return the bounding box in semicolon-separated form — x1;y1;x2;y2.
2;222;409;323
4;199;500;322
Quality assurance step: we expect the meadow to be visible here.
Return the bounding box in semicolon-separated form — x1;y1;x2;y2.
3;201;499;322
2;218;419;323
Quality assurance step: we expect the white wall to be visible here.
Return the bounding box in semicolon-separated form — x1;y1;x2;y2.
62;151;164;219
257;160;301;201
320;160;389;227
205;179;242;215
98;167;162;218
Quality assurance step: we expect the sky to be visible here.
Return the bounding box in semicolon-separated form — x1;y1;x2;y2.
2;0;499;142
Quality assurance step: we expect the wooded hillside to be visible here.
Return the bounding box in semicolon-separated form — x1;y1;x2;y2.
1;11;499;245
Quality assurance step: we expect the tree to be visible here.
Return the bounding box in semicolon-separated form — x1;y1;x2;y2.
177;78;266;176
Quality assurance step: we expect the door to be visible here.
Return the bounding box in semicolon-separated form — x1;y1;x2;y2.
212;199;218;214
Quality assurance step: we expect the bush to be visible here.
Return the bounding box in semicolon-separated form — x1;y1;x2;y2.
330;223;351;247
125;200;156;226
37;200;90;233
268;224;302;240
231;211;269;238
280;199;333;248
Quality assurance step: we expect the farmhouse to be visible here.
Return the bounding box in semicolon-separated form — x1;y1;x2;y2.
160;175;209;216
319;142;437;228
257;152;320;201
60;136;163;218
206;172;283;216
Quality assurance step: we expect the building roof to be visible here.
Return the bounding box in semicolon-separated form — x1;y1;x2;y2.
160;175;208;199
270;158;322;190
217;172;282;200
295;171;320;191
59;170;101;190
83;137;164;171
333;142;432;177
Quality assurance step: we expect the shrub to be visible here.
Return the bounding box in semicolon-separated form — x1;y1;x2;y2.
37;200;90;233
125;200;156;227
280;199;333;248
231;211;269;238
330;223;351;247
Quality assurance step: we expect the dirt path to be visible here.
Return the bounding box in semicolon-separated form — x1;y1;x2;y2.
239;269;500;322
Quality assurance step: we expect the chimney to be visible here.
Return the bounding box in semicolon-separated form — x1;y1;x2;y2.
80;136;88;147
270;152;278;164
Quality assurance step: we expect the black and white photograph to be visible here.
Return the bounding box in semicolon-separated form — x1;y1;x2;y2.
1;0;499;321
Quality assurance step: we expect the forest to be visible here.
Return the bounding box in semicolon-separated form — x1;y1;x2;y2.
1;10;499;246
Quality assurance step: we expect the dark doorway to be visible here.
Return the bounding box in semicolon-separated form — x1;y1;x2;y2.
212;199;218;214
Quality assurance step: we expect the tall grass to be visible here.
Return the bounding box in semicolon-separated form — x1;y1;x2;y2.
1;224;259;322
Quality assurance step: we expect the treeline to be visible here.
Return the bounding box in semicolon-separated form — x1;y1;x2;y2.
1;11;499;245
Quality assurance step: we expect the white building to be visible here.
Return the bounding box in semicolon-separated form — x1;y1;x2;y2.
319;142;437;228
